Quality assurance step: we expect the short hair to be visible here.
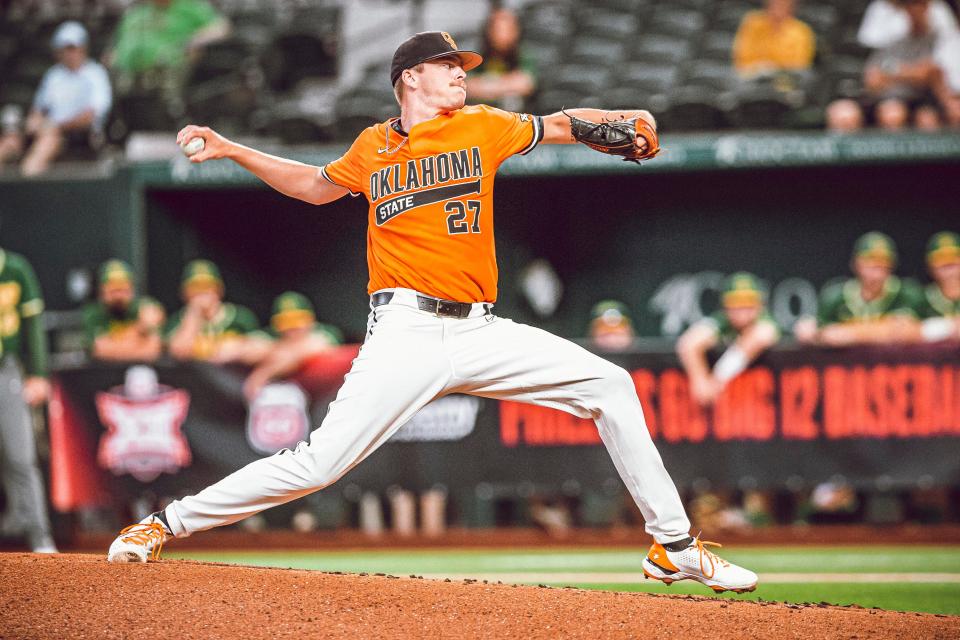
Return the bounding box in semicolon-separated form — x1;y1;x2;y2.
393;63;424;105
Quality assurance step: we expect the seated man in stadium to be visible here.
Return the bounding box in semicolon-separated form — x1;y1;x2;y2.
587;300;635;352
465;6;536;112
106;0;230;107
677;273;780;407
794;232;923;346
242;291;342;402
732;0;816;79
166;259;268;363
0;21;111;176
914;231;960;341
831;0;960;130
83;259;165;362
857;0;958;49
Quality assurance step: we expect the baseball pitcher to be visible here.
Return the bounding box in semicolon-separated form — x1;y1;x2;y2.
108;31;757;593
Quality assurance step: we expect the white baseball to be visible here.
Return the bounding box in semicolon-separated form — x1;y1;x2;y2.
181;137;205;157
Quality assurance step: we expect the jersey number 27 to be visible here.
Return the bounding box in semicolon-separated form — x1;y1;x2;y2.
446;200;481;235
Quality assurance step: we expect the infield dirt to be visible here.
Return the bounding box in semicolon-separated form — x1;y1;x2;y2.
2;553;957;639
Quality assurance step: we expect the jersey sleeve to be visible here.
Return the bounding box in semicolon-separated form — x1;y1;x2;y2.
816;283;844;327
81;303;106;349
11;254;48;376
321;132;369;197
163;308;185;340
479;105;543;165
12;254;44;319
890;278;923;318
234;305;262;334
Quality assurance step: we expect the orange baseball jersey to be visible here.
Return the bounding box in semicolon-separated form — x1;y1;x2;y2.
321;104;543;303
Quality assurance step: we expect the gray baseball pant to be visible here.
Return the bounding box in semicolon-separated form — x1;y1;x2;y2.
0;355;53;543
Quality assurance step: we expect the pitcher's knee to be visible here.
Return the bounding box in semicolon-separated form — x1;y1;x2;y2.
300;449;350;490
584;363;635;401
608;365;636;397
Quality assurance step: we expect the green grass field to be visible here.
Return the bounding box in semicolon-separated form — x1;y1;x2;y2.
168;546;960;616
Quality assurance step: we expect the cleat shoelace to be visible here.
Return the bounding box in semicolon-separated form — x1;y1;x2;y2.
694;537;730;580
117;523;167;561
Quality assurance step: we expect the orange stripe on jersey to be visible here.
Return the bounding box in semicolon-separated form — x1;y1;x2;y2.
323;104;542;303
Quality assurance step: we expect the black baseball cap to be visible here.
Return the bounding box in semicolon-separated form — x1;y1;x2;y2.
390;31;483;86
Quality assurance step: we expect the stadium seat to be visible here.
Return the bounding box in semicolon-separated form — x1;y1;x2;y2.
726;84;796;129
568;37;628;65
713;2;756;31
115;92;177;133
606;86;665;110
698;30;737;60
632;36;693;66
540;64;611;96
620;63;680;94
682;59;737;91
647;7;707;37
261;33;338;93
659;86;729;131
535;88;595;114
522;42;562;71
825;56;866;100
333;90;395;141
521;2;575;44
575;9;641;40
794;3;839;36
187;37;255;85
184;76;258;131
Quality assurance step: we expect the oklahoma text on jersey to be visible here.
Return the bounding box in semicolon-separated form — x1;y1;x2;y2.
321;105;543;304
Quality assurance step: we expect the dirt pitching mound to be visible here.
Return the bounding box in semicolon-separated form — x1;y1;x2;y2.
1;553;957;640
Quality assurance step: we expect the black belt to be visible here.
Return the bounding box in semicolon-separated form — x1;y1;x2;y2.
371;291;478;319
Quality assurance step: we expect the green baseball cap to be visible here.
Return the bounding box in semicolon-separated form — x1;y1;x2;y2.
926;231;960;268
181;259;223;295
853;232;897;266
591;299;631;324
98;259;134;286
272;291;316;332
721;272;764;308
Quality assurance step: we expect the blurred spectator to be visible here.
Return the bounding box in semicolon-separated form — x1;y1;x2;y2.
242;291;343;402
465;6;536;112
689;490;750;532
0;246;57;553
794;232;923;346
677;273;780;407
82;259;165;362
587;300;635;352
915;231;960;341
0;22;111;176
732;0;816;79
166;259;268;362
106;0;230;105
825;98;865;132
529;497;572;539
858;0;959;48
795;480;860;524
830;0;960;131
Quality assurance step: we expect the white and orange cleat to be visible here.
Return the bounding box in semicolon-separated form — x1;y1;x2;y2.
107;513;171;563
642;536;758;593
